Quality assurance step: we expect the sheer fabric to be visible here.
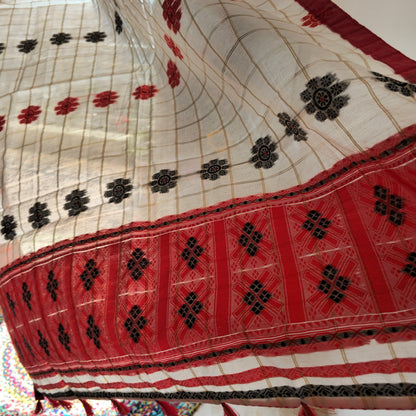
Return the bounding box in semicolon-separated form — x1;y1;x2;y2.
0;0;415;411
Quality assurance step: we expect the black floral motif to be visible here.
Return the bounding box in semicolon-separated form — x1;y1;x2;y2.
372;71;416;97
86;315;101;349
179;292;203;329
318;265;350;303
0;43;5;54
23;336;35;357
300;73;349;121
302;210;331;239
46;271;58;301
150;169;178;193
124;305;147;343
64;189;89;216
243;280;271;315
1;215;17;240
84;31;107;43
22;282;31;310
238;222;263;256
17;39;38;53
277;113;307;141
115;11;123;34
38;330;50;356
181;237;204;270
50;33;72;45
80;259;100;291
200;159;229;181
403;252;416;278
104;178;132;203
374;185;404;226
250;136;278;169
6;292;16;317
28;202;50;229
58;323;71;352
127;248;150;281
13;339;24;360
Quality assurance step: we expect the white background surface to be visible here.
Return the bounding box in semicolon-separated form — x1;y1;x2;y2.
196;1;416;414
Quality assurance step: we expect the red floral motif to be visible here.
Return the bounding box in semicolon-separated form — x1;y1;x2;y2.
301;13;321;28
0;115;5;132
132;85;159;100
162;0;182;34
93;91;119;108
54;97;80;115
164;35;183;60
167;60;180;88
17;106;42;124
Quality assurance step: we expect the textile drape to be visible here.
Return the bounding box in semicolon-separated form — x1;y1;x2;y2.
0;0;415;411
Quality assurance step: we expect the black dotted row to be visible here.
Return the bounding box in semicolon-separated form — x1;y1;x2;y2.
0;134;413;280
44;383;416;401
0;31;108;55
30;323;416;377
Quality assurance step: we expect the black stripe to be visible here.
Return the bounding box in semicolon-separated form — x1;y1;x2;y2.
1;135;414;280
31;324;416;377
45;383;416;401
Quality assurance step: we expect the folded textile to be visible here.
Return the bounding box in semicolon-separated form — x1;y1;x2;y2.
0;0;415;411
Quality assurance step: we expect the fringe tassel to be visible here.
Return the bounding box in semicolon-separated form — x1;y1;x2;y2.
111;399;130;415
33;389;44;414
222;403;239;416
299;402;318;416
156;400;179;416
47;398;72;410
33;400;44;414
80;399;94;416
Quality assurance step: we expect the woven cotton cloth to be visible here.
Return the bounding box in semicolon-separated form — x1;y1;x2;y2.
0;0;416;411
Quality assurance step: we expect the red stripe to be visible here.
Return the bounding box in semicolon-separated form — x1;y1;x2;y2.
295;0;416;83
34;357;416;392
337;186;396;313
157;232;170;350
214;219;231;336
272;206;305;323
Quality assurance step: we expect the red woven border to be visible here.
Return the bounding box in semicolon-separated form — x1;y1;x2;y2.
295;0;416;83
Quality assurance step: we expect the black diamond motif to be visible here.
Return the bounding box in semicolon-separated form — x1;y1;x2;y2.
318;265;350;303
58;323;71;352
23;336;35;357
243;280;272;315
403;252;416;278
80;259;100;291
46;270;58;301
181;237;204;269
127;248;150;281
6;292;16;317
238;222;263;256
302;210;331;239
13;339;24;360
38;330;50;356
86;315;101;349
374;186;404;226
124;305;148;343
115;11;123;34
179;292;203;329
22;282;31;310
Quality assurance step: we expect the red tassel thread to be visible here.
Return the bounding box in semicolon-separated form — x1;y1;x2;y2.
33;400;44;414
111;399;130;415
222;403;240;416
156;400;179;416
47;398;72;410
299;402;318;416
33;389;44;414
80;399;94;416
